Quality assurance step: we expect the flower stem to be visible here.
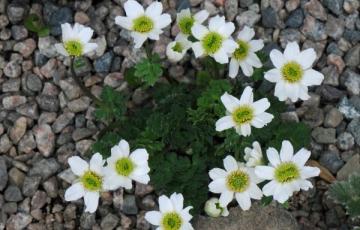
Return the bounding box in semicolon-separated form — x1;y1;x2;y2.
70;57;102;105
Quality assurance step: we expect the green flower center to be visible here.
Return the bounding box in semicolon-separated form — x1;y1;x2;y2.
172;42;183;53
115;157;135;177
281;61;303;83
132;15;154;33
202;32;223;54
232;106;254;125
226;170;250;193
162;212;182;230
64;40;84;57
178;16;194;35
274;162;300;183
81;171;103;191
233;40;250;61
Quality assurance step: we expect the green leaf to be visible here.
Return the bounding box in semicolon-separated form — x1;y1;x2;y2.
261;196;273;206
134;53;163;86
91;132;120;158
124;66;142;87
24;14;49;37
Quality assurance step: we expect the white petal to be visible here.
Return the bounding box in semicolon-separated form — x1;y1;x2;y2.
132;32;148;49
301;69;324;86
83;43;98;54
118;139;130;156
115;16;132;30
148;29;162;40
116;175;133;189
84;191;100;213
262;180;278;196
194;10;209;23
130;173;150;185
239;62;254;77
155;14;172;29
292;148;310;167
124;0;144;19
254;166;275;180
229;59;240;78
223;155;238;171
218;22;235;38
78;27;94;44
246;52;262;68
55;43;69;56
191;24;208;40
298;180;313;190
297;48;316;69
249;40;264;52
209;15;225;31
145;1;162;18
264;68;281;83
251;112;274;128
252;98;270;115
220;92;241;113
273;184;292;203
237;26;255;42
159;195;174;212
103;172;126;190
239;86;254;105
284;83;300;102
130;149;148;165
61;23;72;41
111;146;126;159
215;116;235;132
90;153;104;175
170;193;184;211
222;39;238;53
248;183;263;200
181;206;193;222
213;49;229;64
180;222;194;230
266;148;280;166
299;85;310;101
209;179;227;193
209;168;228;180
280;140;294;162
65;183;85;201
269;49;286;69
192;41;205;57
240;124;252;136
284;41;300;60
274;81;288;101
219;190;234;206
301;166;320;179
177;9;191;21
235;192;251;211
68;156;88;176
145;211;162;225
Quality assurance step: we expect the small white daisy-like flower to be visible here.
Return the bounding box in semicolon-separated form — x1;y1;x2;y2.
166;34;192;62
55;23;98;57
215;86;274;137
255;140;320;203
65;153;105;213
103;139;150;190
115;0;171;48
191;15;237;64
208;155;263;210
244;141;264;167
229;26;264;78
204;197;229;217
176;8;209;37
264;41;324;102
145;193;194;230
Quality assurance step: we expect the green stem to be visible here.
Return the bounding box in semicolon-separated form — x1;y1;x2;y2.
70;57;102;105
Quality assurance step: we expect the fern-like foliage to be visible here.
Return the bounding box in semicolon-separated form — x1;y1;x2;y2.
328;173;360;219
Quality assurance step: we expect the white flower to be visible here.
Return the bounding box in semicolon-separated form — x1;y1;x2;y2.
145;193;194;230
264;41;324;102
176;8;209;36
215;86;274;137
103;139;150;190
115;0;171;48
204;197;229;217
255;140;320;203
244;141;264;167
229;26;264;78
208;155;263;210
65;153;105;213
191;15;237;64
166;34;192;62
55;23;98;57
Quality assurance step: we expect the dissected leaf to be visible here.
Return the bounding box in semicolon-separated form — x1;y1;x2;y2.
134;53;163;86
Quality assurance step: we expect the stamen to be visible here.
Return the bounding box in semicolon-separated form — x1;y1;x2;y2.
202;32;223;54
274;162;300;183
115;158;135;177
133;15;154;33
232;106;254;125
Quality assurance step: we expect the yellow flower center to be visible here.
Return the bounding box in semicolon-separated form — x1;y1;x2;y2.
64;40;84;57
115;157;135;177
232;106;254;125
226;170;250;193
281;61;303;83
274;162;300;183
132;15;154;33
178;16;194;35
172;42;183;53
81;171;103;191
162;212;182;230
233;40;250;61
202;32;223;54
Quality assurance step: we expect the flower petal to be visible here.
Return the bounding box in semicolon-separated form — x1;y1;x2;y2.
229;58;240;78
262;180;278;196
218;22;235;37
124;0;144;19
191;24;208;40
209;178;227;193
194;9;209;23
222;39;238;54
84;191;100;213
156;14;172;29
246;52;262;68
269;49;286;69
209;168;228;180
65;183;85;201
255;166;275;180
55;43;69;56
249;39;264;52
170;193;184;211
264;68;281;83
240;124;252;136
224;155;238;171
131;32;148;49
280;140;294;162
68;156;88;176
237;26;255;41
192;41;205;57
215;116;235;132
83;43;98;54
145;1;162;18
220;92;241;113
239;61;254;77
145;211;162;225
219;190;234;206
89;153;104;175
159;195;174;212
266;148;280;166
130;172;150;185
284;41;300;60
78;27;94;44
301;166;320;179
213;48;229;64
239;86;253;105
130;148;148;165
248;183;263;200
251;113;274;128
292;148;310;167
209;15;225;31
235;192;251;210
115;16;132;30
252;98;270;115
301;69;324;86
297;48;316;69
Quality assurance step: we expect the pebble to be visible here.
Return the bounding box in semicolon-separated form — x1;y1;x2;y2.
285;8;304;28
337;132;355;151
224;0;238;21
4;60;22;78
67;96;91;113
122;195;138;215
343;69;360;95
48;6;73;36
59;79;82;100
235;10;261;28
64;204;77;222
337;154;360;180
13;38;36;58
301;15;327;41
343;0;359;14
36;95;59;112
8;167;25;187
322;65;339;86
262;7;278;28
343;29;360;43
18;131;36;154
338;96;360;119
0;134;12;153
11;25;28;40
320;85;345;102
73;57;92;76
38;36;58;58
9;116;27;144
80;212;96;230
311;127;336;144
2;78;20;92
6;213;32;230
0;157;8;191
347;117;360;145
285;0;300;11
324;108;343;128
325;15;344;40
3;202;17;214
28;158;60;181
4;185;23;202
104;72;123;88
323;0;343;15
57;168;77;184
22;176;42;197
31;190;47;210
52;112;75;133
72;128;95;141
26;74;43;92
34;124;55;157
42;177;58;198
344;44;360;67
40;58;57;79
6;3;27;23
100;213;120;230
319;151;344;174
304;0;327;21
3;95;27;110
302;107;324;128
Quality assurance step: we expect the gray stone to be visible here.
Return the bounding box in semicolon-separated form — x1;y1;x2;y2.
224;0;238;21
42;177;58;198
0;157;8;191
3;61;21;78
47;6;73;36
325;209;340;227
347;117;360;145
240;0;254;7
194;204;299;230
337;132;355;151
16;102;39;119
28;158;60;181
311;127;336;144
80;212;96;230
235;10;261;28
262;7;278;28
343;0;360;14
303;107;324;128
31;190;47;210
344;29;360;43
326;42;343;56
323;0;343;15
26;74;43;92
36;94;59;112
38;36;58;58
22;176;41;197
338;97;360;119
325;15;344;40
2;78;20;92
337;154;360;180
285;8;304;28
52;112;75;133
33;124;55;157
319;151;344;174
68;96;91;113
0;134;12;153
59;79;82;100
73;57;92;76
344;44;360;67
18;131;36;154
9;116;27;144
64;204;77;222
4;185;23;202
122;195;138;215
6;3;27;23
304;0;327;21
343;69;360;95
3;202;17;214
100;213;120;230
14;38;36;58
322;65;339;86
72;128;95;141
57;168;76;184
8;167;25;187
6;213;32;230
94;51;114;73
320;85;345;102
11;25;28;40
324;108;343;128
301;15;327;41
